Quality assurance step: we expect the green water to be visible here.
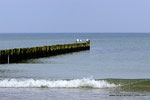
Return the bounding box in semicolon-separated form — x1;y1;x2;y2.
105;79;150;92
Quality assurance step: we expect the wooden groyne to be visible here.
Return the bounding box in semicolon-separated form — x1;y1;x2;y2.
0;41;90;64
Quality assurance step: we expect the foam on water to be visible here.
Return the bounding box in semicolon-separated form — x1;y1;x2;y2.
0;78;117;88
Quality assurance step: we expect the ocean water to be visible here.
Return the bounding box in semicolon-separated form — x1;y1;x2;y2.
0;33;150;100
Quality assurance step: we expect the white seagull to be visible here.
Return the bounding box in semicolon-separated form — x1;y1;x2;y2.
86;39;89;42
80;39;82;43
76;39;79;43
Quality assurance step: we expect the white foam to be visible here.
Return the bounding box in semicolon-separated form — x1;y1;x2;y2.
0;78;117;88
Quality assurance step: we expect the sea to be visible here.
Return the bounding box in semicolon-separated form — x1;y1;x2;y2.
0;33;150;100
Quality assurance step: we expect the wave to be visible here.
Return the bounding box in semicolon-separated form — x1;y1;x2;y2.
0;78;117;88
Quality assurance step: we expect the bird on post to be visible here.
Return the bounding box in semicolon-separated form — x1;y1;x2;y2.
76;39;79;43
86;39;90;42
79;39;82;43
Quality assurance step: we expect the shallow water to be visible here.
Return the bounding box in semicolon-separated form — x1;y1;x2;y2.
0;88;149;100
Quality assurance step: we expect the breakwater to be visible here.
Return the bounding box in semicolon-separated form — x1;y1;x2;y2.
0;41;90;64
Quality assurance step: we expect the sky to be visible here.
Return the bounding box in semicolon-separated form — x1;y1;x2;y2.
0;0;150;33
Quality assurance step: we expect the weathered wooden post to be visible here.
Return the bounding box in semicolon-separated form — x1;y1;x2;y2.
8;54;9;64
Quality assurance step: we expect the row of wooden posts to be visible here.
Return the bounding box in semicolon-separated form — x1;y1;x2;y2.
0;41;90;64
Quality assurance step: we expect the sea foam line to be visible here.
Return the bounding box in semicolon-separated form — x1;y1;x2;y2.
0;78;117;88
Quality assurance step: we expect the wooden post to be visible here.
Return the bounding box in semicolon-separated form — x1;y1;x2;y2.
8;54;9;64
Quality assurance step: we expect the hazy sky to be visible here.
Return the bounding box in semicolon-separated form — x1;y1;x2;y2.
0;0;150;33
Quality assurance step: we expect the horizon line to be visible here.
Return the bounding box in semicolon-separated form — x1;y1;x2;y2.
0;32;150;34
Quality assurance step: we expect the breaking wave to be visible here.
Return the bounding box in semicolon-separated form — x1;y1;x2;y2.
0;78;117;88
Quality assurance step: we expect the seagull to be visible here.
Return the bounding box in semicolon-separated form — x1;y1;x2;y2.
76;39;79;43
80;39;82;43
86;39;89;42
